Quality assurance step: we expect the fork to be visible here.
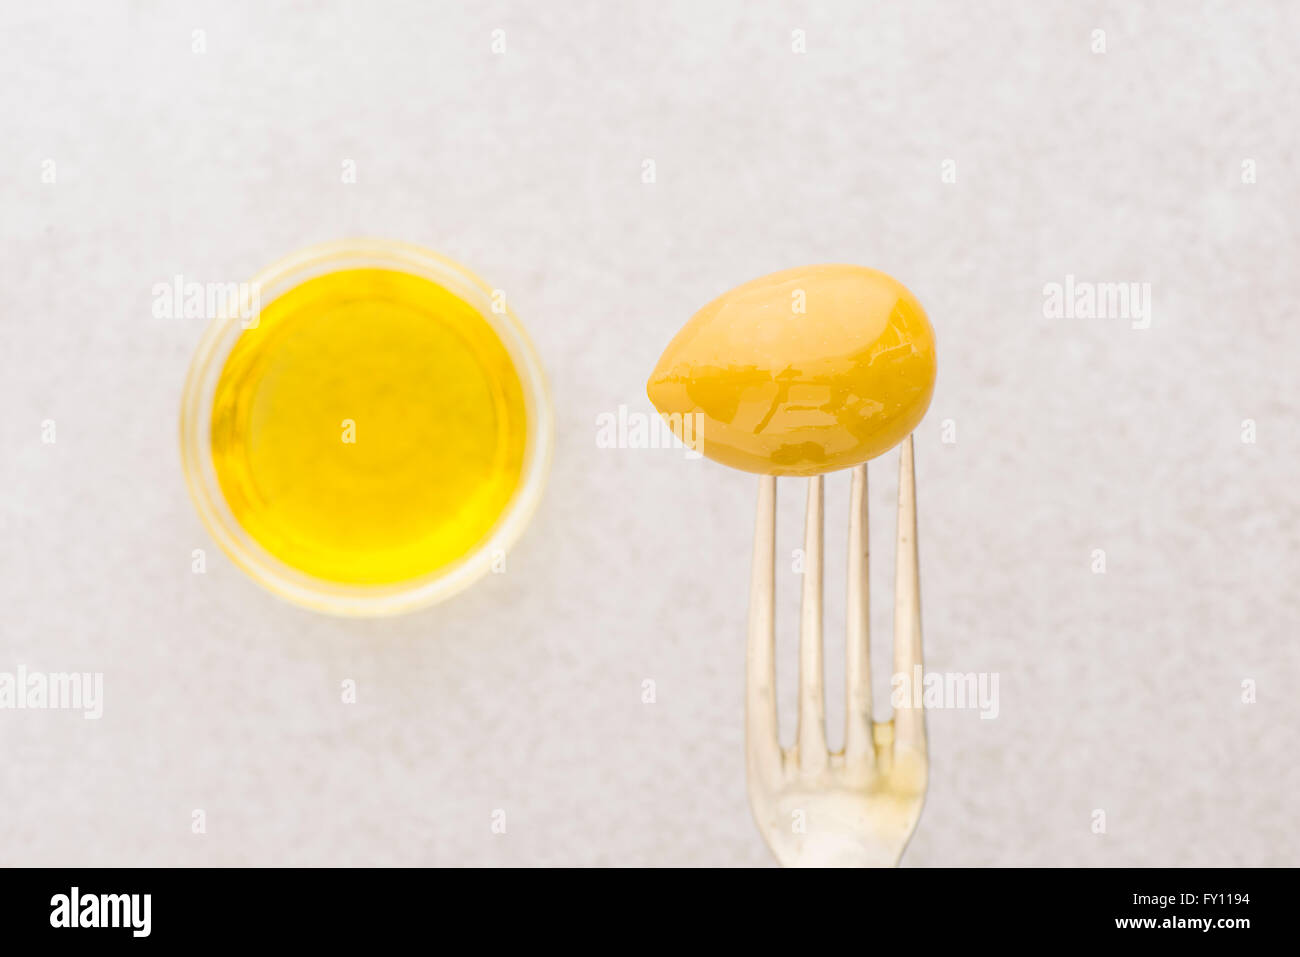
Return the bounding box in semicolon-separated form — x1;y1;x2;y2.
745;434;928;867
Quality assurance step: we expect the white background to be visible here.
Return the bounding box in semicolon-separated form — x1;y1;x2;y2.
2;0;1297;866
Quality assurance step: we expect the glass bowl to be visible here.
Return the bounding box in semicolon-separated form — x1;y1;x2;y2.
179;239;553;617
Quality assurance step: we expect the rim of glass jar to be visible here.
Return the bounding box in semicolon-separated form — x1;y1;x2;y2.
179;238;554;617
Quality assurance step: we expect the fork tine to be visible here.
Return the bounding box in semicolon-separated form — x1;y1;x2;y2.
843;463;873;764
746;475;782;785
796;475;828;772
891;435;927;755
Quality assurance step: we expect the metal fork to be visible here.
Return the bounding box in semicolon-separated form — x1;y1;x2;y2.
745;434;927;867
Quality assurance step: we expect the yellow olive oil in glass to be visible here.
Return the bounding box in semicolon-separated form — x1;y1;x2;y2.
209;268;527;585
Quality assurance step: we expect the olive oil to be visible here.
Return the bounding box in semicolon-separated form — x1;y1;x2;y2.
209;267;527;584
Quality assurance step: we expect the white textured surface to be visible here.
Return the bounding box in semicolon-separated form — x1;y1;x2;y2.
1;0;1297;866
